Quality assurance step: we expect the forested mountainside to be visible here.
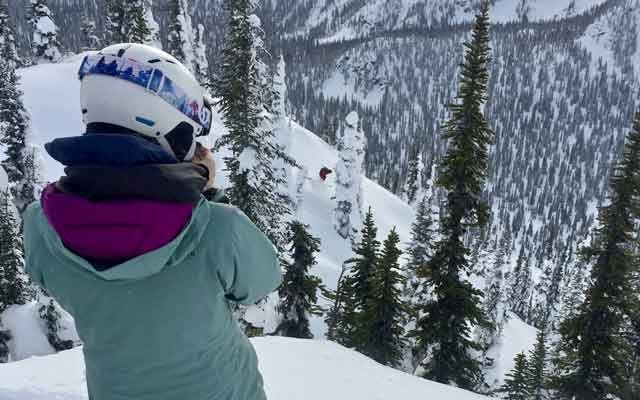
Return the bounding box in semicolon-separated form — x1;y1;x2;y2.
5;0;639;346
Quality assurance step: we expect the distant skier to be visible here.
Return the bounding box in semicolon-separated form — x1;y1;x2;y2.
23;44;280;400
319;166;333;181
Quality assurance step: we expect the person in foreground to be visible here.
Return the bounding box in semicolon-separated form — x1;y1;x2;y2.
23;43;281;400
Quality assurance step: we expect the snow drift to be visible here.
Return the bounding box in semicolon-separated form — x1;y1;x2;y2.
0;337;489;400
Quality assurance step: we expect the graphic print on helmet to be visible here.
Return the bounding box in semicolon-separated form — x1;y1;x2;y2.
78;53;212;135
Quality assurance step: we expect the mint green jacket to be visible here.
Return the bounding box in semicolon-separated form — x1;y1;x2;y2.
23;199;281;400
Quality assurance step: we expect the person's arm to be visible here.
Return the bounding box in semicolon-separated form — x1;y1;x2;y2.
217;208;282;305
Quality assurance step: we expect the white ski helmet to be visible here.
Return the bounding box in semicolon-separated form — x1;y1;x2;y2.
78;43;212;161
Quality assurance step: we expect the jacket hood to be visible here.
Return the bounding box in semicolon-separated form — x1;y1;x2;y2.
46;134;177;167
37;187;211;281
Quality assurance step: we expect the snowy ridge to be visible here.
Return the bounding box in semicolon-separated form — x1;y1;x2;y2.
0;338;490;400
286;0;608;43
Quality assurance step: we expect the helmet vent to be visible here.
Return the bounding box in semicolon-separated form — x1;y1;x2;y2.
148;59;160;64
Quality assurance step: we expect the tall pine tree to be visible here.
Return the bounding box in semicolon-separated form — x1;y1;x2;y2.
0;1;20;67
405;196;435;316
361;228;407;367
0;57;34;214
498;353;533;400
276;221;322;339
215;0;290;252
508;246;533;321
334;208;380;348
552;111;640;399
167;0;196;72
143;0;161;49
0;188;29;310
528;330;549;400
409;1;493;390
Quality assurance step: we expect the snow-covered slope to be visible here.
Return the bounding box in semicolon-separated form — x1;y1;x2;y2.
284;0;608;43
0;338;489;400
1;55;537;394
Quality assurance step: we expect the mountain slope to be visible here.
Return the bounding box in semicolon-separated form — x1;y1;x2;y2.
6;55;494;400
4;52;537;389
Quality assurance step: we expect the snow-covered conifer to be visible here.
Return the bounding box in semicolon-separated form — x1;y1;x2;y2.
105;0;152;45
410;2;493;389
498;353;532;400
80;17;101;51
477;233;511;377
404;197;434;319
0;324;9;363
28;0;62;63
361;228;406;367
403;147;425;206
193;24;209;86
0;58;35;214
167;0;196;71
276;221;322;339
38;296;73;351
334;111;365;241
215;0;290;252
0;2;20;67
271;55;296;219
508;246;533;321
0;188;29;310
143;0;161;49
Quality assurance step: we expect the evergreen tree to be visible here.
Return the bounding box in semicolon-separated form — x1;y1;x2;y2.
16;147;42;213
361;228;407;367
409;2;493;390
325;262;348;342
214;0;290;251
334;208;380;348
28;0;62;63
38;298;74;351
334;111;365;241
0;58;34;214
403;147;425;206
0;188;29;309
498;353;533;400
143;0;161;49
105;0;151;44
167;0;196;71
271;55;296;219
508;246;533;321
477;233;511;372
0;323;9;363
0;1;20;67
528;330;549;400
80;16;101;51
404;196;434;330
192;24;209;86
276;221;323;339
552;111;640;399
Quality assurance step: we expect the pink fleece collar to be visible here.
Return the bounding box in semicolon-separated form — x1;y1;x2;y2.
41;185;194;264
